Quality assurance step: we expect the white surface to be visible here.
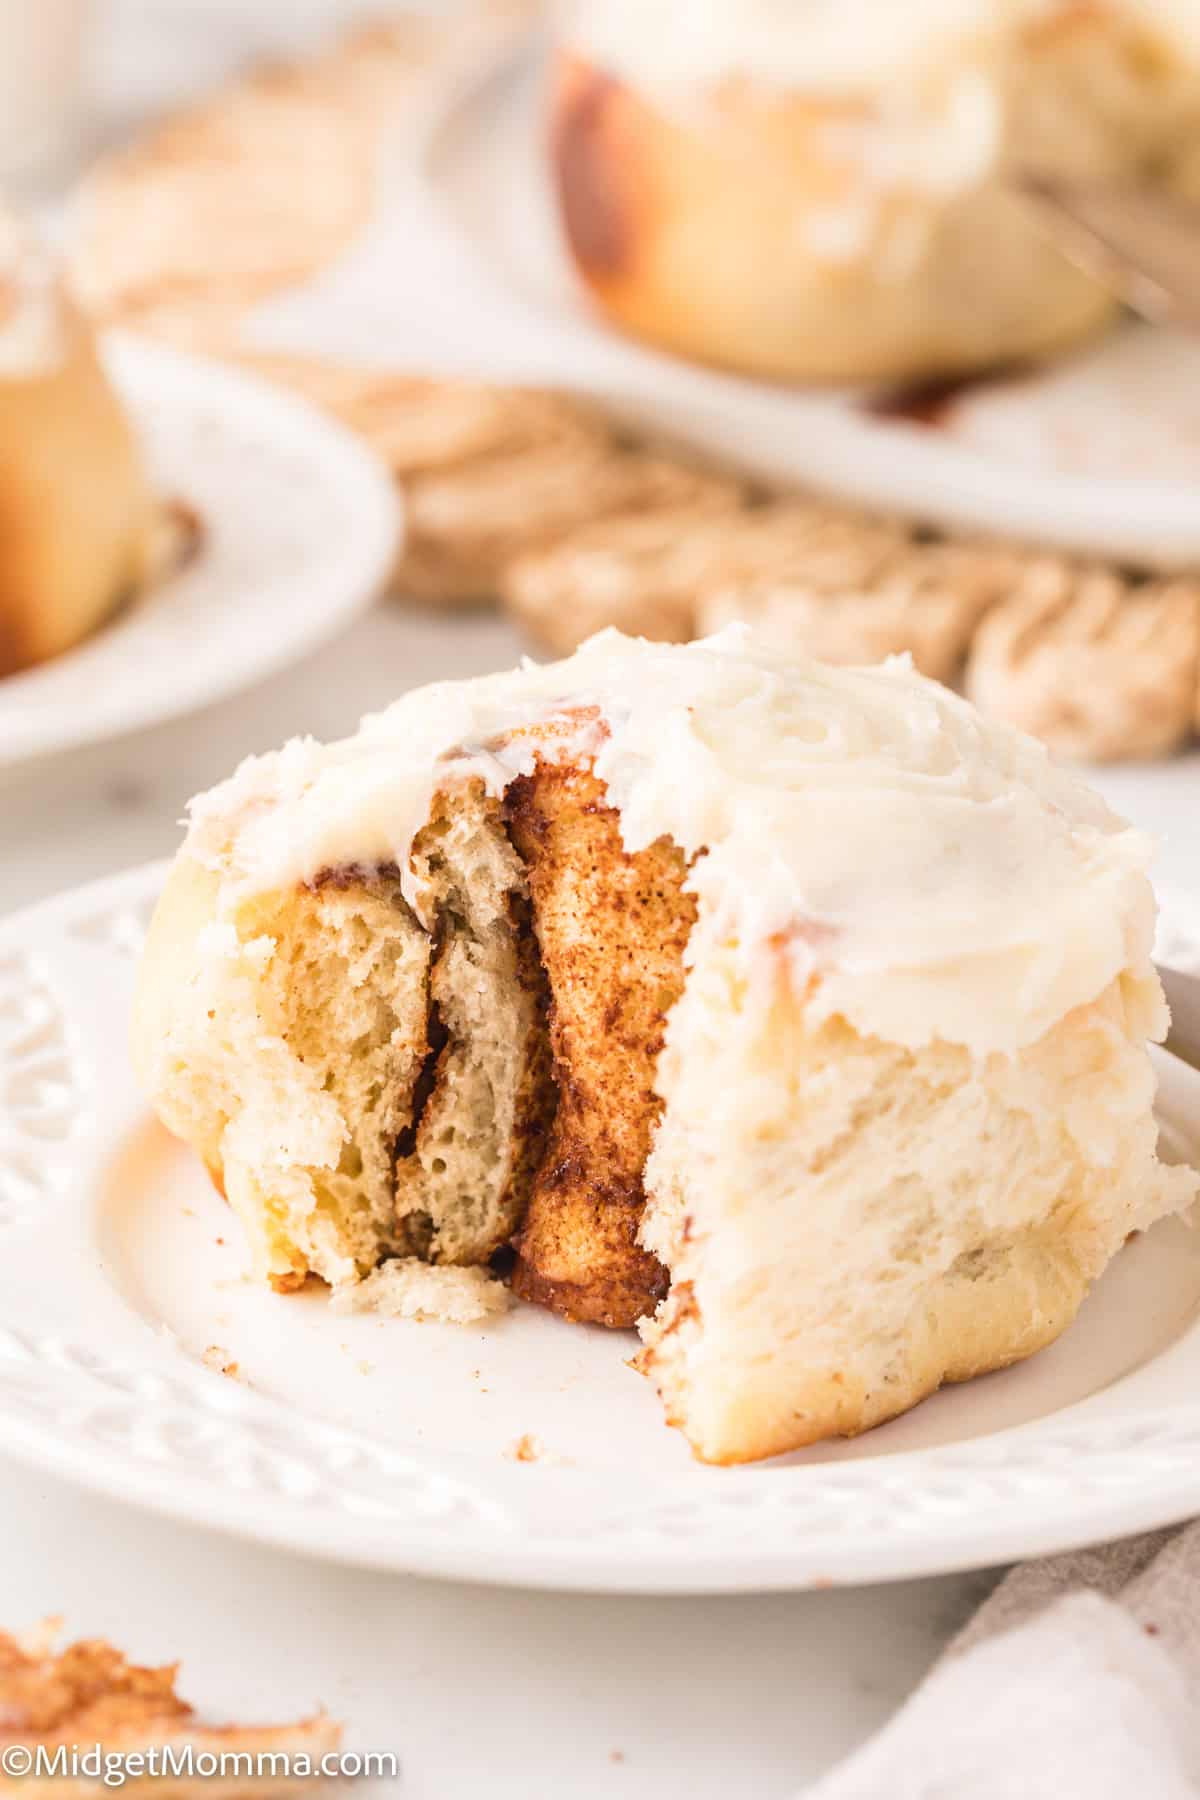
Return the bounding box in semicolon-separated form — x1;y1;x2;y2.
0;2;1197;1793
0;333;398;766
7;865;1200;1594
0;1474;990;1800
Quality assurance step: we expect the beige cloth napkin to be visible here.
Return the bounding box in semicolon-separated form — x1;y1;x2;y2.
807;1525;1200;1798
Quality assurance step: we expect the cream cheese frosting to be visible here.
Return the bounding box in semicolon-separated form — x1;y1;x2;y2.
0;207;67;377
185;628;1163;1060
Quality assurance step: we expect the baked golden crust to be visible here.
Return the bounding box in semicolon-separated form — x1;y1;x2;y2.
548;50;1116;384
504;760;696;1326
0;300;154;675
636;976;1189;1464
638;1219;1095;1466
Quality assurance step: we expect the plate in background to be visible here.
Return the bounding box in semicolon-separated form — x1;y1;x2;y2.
3;862;1200;1594
427;43;1200;570
0;333;399;768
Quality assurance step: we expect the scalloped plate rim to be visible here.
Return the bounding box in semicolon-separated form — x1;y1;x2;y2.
3;862;1200;1594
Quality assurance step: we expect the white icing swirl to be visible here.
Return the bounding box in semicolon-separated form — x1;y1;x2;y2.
185;628;1162;1059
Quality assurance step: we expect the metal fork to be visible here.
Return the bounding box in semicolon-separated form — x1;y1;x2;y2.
1015;170;1200;330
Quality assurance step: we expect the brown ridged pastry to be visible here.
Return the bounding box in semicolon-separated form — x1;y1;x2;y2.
502;493;1023;671
966;560;1200;761
0;1624;339;1797
399;440;743;607
71;68;372;329
228;357;605;479
499;499;840;653
70;1;534;344
502;498;914;654
0;217;157;678
500;502;726;653
227;354;743;608
549;1;1200;384
700;537;1028;684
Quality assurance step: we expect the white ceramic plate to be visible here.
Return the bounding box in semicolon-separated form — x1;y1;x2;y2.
0;334;399;768
426;43;1200;569
4;864;1200;1593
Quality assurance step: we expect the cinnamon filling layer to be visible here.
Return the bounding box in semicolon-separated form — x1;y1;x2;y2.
504;760;695;1328
317;761;697;1326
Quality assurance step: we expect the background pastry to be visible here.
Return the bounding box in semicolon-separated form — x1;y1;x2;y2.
231;356;744;607
697;533;1027;683
549;0;1200;383
0;1623;340;1797
504;494;1023;667
133;629;1191;1463
70;63;373;334
398;438;741;607
965;559;1200;760
0;208;156;677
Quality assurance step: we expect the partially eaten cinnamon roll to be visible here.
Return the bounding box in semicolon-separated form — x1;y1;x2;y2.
134;630;1195;1462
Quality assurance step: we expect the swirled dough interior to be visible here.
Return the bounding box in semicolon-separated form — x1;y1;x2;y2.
0;206;156;675
133;628;1196;1462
